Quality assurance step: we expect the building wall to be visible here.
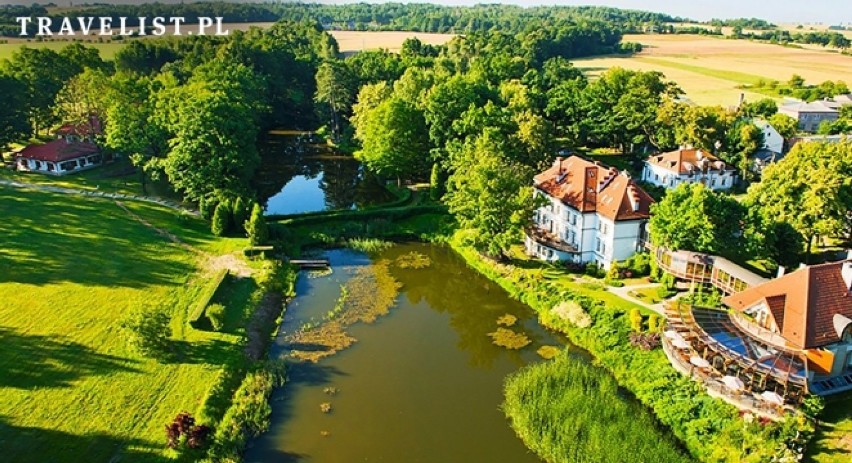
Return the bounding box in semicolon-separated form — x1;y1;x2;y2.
17;155;102;176
641;163;736;191
779;108;839;132
527;190;643;269
760;125;784;154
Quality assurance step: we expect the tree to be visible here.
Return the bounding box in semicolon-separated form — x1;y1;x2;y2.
211;202;230;237
445;130;537;257
0;73;28;151
3;46;78;135
120;305;172;360
232;196;249;234
54;68;109;131
767;113;799;139
725;120;763;179
315;59;357;141
649;183;743;253
355;96;430;183
738;98;778;118
350;81;392;141
430;163;444;201
246;202;269;246
746;140;852;260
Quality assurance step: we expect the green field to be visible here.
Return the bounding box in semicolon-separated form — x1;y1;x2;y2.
0;186;251;462
806;394;852;463
0;40;125;61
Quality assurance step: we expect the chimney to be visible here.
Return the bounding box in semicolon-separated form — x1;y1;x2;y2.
738;93;745;107
842;260;852;292
553;157;563;169
776;266;785;278
628;184;641;212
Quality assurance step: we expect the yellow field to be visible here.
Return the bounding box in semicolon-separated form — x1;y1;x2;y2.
574;34;852;106
0;27;456;61
328;30;456;54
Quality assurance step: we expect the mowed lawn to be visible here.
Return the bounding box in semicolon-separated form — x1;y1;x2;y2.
574;34;852;106
806;393;852;463
0;187;248;463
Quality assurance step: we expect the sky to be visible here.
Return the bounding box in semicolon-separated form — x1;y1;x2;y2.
3;1;851;25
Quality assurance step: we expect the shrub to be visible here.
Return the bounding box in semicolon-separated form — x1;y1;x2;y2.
211;202;230;237
629;332;661;350
121;305;172;360
246;203;268;246
206;303;226;332
648;313;662;333
232;196;249;233
584;262;603;277
629;308;643;332
165;412;210;450
623;252;651;276
552;301;591;328
199;196;218;220
430;163;444;201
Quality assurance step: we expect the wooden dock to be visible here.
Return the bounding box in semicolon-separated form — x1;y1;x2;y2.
289;259;331;269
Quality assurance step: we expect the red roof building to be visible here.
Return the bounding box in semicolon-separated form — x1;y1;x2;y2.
15;139;102;176
641;147;737;191
525;155;654;269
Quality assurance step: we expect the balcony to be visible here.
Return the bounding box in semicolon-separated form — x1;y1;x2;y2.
525;226;578;254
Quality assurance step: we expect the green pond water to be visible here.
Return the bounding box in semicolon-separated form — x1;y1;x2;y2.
246;243;572;463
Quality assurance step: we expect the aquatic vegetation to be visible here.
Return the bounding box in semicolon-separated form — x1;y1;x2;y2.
395;251;432;269
504;353;692;463
346;238;395;253
551;301;591;328
535;345;561;360
488;327;531;349
320;403;332;413
307;267;333;278
287;260;402;362
323;387;339;396
496;314;518;327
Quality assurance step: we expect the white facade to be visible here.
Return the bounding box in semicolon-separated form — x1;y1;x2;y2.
754;119;784;154
641;162;736;191
525;190;646;269
16;154;102;176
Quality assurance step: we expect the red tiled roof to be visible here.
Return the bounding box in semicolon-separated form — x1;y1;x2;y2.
56;115;103;137
534;155;654;221
646;148;733;175
16;139;99;163
723;260;852;349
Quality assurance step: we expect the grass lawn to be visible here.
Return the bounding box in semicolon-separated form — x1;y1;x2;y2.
806;393;852;463
0;158;182;202
628;286;665;305
0;186;252;463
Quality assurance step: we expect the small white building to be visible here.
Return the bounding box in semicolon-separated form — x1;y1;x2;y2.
525;156;654;269
754;119;784;154
641;148;737;191
15;139;102;176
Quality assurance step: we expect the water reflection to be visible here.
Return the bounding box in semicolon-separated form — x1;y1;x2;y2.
255;131;394;215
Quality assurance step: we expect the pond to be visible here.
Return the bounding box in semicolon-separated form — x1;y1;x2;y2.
245;243;577;463
255;131;394;216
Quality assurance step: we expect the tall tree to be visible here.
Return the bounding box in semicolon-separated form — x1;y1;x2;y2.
445;130;537;257
355;96;430;184
649;183;743;253
0;73;28;151
3;46;78;135
746;140;852;260
315;59;357;142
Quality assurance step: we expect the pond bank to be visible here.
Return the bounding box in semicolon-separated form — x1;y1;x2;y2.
448;233;814;463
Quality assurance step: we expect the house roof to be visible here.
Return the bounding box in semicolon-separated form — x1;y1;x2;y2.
56;115;103;137
533;155;654;221
645;148;734;175
16;139;99;163
722;259;852;349
779;100;839;114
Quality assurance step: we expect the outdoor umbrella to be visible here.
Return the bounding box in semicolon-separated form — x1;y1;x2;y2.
672;338;691;349
690;356;710;369
722;375;745;391
760;391;784;405
664;330;684;341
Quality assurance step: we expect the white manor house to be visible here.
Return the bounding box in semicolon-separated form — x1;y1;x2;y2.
641;147;737;191
525;155;654;269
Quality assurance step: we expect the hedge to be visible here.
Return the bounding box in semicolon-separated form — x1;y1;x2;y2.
189;269;229;326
